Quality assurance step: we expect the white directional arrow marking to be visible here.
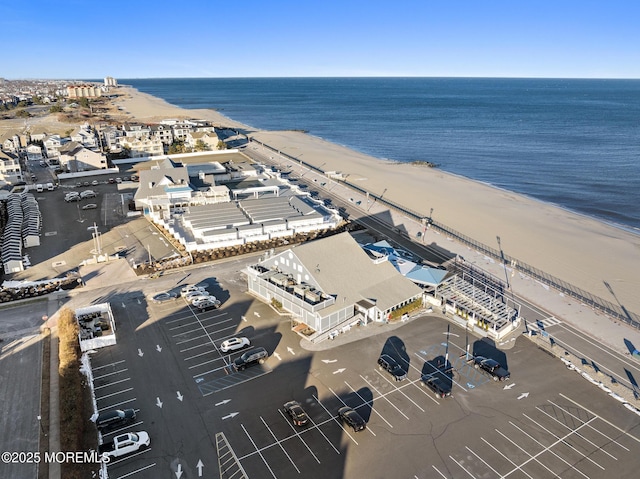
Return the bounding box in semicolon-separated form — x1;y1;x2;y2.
196;459;204;477
254;311;260;317
517;392;530;400
333;368;346;375
273;352;282;361
122;302;126;308
287;347;295;355
137;298;141;305
177;391;183;401
156;397;163;408
138;348;144;357
443;331;460;337
241;315;247;322
503;383;516;390
175;463;183;479
156;344;162;352
321;359;337;364
222;412;239;420
215;399;231;406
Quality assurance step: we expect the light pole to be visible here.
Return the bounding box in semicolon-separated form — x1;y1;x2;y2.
37;415;46;436
496;236;510;290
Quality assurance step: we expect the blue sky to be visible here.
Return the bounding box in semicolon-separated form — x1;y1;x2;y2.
2;0;639;79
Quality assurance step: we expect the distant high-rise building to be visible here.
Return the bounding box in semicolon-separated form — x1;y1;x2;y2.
104;76;118;87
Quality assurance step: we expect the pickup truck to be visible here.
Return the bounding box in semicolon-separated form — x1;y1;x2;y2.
99;431;150;458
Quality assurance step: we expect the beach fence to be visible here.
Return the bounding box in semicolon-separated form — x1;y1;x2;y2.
249;137;640;330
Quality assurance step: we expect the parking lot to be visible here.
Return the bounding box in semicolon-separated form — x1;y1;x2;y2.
76;258;640;479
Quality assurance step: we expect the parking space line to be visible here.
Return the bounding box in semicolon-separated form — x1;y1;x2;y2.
408;378;441;404
192;363;228;378
93;360;126;371
344;381;393;429
241;424;277;479
176;324;237;345
179;342;211;353
465;446;500;477
314;394;359;445
310;396;342;453
277;409;321;464
107;447;151;467
188;356;225;370
200;368;273;396
168;320;201;331
96;387;134;401
432;465;448;478
479;437;534;479
555;396;636;450
499;416;598;478
509;420;591;478
358;376;410;420
113;463;156;479
183;349;217;361
164;313;198;325
260;416;301;473
519;413;604;472
374;370;425;412
95;377;131;390
102;421;144;438
533;406;618;459
415;352;468;392
328;387;376;437
94;369;129;380
98;397;137;412
494;428;564;478
449;454;477;478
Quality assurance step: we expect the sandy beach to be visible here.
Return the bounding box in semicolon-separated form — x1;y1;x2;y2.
14;85;638;323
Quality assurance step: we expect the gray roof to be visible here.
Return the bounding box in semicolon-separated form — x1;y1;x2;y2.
275;232;422;314
134;167;191;201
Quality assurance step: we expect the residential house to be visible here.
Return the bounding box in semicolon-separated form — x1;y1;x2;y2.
59;142;107;172
186;131;219;150
150;124;174;146
100;125;123;152
71;124;99;149
122;124;151;140
119;137;164;158
0;150;23;185
43;134;68;159
26;144;44;162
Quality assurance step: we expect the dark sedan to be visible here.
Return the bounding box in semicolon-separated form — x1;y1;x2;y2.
283;401;309;426
338;406;366;432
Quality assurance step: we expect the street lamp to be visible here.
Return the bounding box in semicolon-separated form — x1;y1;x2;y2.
37;415;46;436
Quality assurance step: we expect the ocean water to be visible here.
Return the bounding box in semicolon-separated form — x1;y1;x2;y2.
122;77;640;231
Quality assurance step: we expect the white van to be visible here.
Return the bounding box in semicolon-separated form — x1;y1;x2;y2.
36;184;44;192
46;183;54;191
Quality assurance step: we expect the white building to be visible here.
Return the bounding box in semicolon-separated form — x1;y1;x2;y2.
247;232;423;341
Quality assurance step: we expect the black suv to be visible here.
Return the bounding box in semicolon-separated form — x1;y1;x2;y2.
338;406;366;432
377;354;407;381
473;356;510;381
96;409;136;431
233;347;268;371
424;377;452;398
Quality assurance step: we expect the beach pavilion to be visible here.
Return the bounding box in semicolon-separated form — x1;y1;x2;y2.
247;232;423;342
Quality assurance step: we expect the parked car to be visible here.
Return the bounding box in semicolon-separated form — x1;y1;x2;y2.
108;178;115;184
91;180;99;186
82;203;97;210
80;190;97;199
65;195;81;202
185;292;212;303
377;354;407;381
99;432;149;459
233;347;268;371
423;376;452;398
194;298;221;311
180;284;208;297
283;401;309;426
338;406;366;432
96;409;136;431
152;292;177;303
472;356;511;381
220;337;250;353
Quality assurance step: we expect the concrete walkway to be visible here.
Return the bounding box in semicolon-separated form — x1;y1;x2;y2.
48;326;60;479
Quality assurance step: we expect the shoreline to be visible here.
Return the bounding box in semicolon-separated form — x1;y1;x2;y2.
5;84;638;318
